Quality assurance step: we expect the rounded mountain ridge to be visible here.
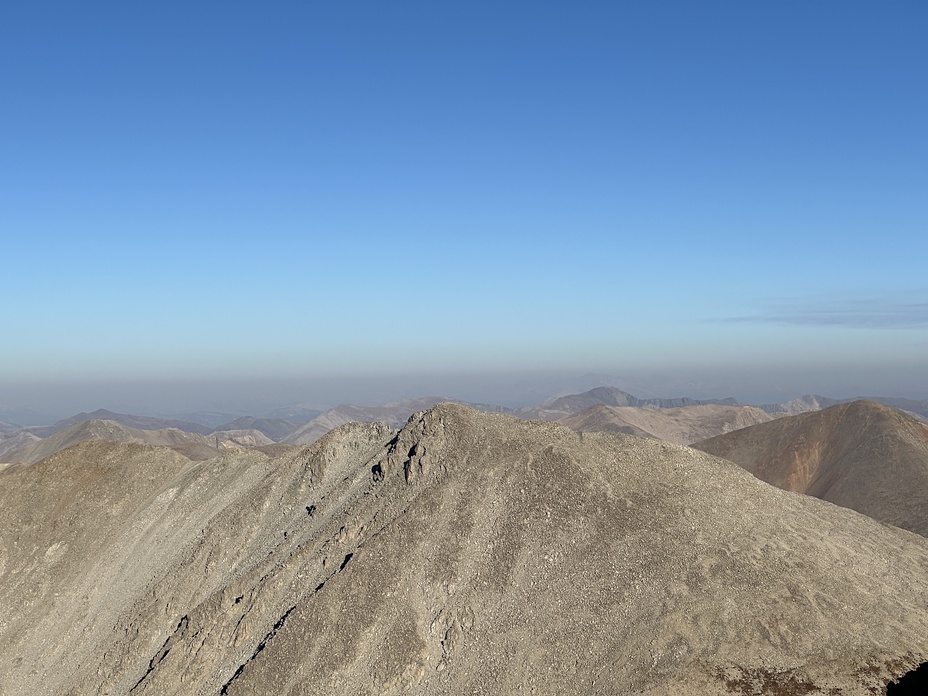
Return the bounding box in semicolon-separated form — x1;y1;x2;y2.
694;398;928;536
1;402;927;695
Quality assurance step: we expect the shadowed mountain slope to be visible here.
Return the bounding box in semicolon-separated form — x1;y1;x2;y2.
561;403;775;445
693;400;928;537
2;405;928;694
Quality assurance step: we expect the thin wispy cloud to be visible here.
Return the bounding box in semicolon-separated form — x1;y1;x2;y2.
717;298;928;329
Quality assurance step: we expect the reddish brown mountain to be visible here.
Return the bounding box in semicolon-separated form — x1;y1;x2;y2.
694;399;928;536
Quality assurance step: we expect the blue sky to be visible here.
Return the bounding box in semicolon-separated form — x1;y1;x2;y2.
1;1;926;412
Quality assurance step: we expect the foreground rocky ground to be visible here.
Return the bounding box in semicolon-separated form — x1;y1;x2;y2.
2;404;927;694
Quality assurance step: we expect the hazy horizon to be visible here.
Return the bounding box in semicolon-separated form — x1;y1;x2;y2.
2;2;925;420
2;365;927;426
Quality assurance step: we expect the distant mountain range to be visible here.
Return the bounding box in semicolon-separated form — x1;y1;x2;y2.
2;387;926;466
278;387;746;446
761;393;928;421
515;386;741;421
560;403;775;445
213;416;301;442
0;410;307;464
2;418;284;466
0;430;40;461
23;409;214;438
0;419;20;433
166;407;322;430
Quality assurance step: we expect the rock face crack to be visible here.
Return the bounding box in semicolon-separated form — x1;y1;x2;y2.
219;605;296;695
219;552;354;696
129;614;189;693
313;551;355;593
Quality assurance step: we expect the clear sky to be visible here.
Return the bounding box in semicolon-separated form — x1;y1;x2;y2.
1;1;926;416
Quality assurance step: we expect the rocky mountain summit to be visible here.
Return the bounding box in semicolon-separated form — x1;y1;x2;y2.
2;404;927;694
282;397;508;445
